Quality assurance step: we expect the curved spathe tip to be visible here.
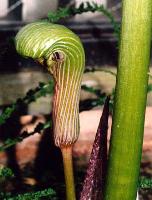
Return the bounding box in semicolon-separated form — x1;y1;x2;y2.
15;21;83;60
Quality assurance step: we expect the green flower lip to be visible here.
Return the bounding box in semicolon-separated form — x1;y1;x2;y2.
15;21;85;147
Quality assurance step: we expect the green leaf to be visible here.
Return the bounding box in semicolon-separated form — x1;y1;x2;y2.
0;167;14;178
2;188;56;200
139;177;152;189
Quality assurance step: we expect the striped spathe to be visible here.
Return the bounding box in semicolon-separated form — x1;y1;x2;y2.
15;21;85;147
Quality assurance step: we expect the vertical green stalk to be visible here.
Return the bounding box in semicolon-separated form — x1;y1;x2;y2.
104;1;152;200
61;147;75;200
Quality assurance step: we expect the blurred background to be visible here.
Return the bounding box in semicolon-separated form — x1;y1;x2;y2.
0;0;123;113
0;1;152;199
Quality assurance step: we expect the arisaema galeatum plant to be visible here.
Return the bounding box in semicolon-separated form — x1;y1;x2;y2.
15;21;85;200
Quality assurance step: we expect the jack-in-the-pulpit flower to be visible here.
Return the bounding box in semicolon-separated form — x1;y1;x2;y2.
15;21;85;147
15;21;85;200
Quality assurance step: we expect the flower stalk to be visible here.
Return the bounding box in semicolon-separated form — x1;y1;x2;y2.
104;0;152;199
61;146;75;200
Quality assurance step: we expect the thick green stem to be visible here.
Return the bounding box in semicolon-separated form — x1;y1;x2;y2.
104;1;152;200
61;146;76;200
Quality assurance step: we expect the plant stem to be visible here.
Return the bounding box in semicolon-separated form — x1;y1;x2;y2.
61;146;76;200
104;1;152;200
